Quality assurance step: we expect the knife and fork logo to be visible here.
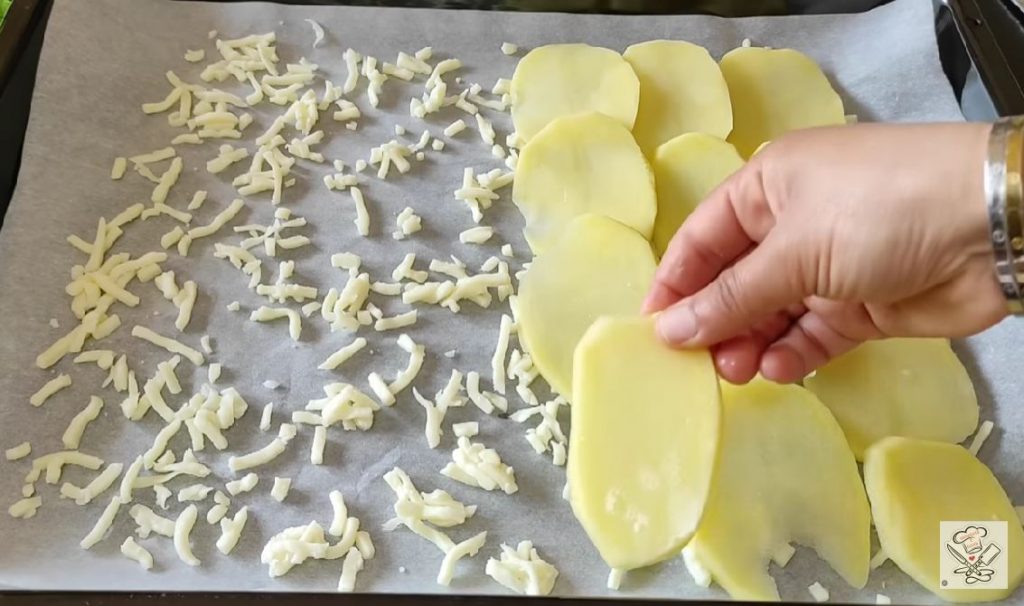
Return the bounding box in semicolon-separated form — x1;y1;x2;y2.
945;524;1003;585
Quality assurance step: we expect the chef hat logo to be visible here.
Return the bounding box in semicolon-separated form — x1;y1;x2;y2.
953;526;987;554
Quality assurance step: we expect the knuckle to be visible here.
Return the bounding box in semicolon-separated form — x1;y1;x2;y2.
712;269;749;317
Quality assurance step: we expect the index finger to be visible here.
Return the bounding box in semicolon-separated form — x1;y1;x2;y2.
642;158;775;314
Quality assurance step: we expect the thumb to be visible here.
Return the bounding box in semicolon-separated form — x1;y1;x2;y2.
655;233;810;347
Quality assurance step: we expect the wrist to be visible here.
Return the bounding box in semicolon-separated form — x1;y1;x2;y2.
983;116;1024;314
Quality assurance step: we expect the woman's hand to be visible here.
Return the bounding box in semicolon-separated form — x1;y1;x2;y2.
643;122;1007;384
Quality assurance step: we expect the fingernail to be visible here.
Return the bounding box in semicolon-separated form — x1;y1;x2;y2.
657;304;697;344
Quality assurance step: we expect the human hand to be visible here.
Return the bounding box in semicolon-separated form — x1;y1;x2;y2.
643;122;1007;384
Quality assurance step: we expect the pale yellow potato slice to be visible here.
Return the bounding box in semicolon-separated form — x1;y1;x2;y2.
623;40;733;156
864;437;1024;602
720;47;845;158
651;133;744;257
510;43;639;143
569;315;720;570
517;214;656;398
512;112;656;255
689;378;870;601
804;338;978;461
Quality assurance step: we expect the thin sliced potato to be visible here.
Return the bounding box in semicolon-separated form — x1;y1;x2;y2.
689;378;870;601
864;437;1024;603
512;112;656;255
517;214;656;399
511;43;639;143
570;315;720;570
720;47;845;158
623;40;732;156
651;133;743;256
804;338;979;460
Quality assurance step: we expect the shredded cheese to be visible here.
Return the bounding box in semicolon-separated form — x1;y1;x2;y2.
62;396;104;449
338;547;366;592
969;420;995;455
441;436;517;494
260;402;274;432
311;425;328;465
131;325;205;365
80;495;122;549
30;374;72;407
5;442;31;461
250;306;302;341
444;119;467;137
870;548;889;569
217;506;249;555
229;423;297;472
808;581;830;602
500;42;519;55
607;568;625;590
438;531;488;586
120;536;154;569
226;472;259;496
485;541;558;596
319;337;367;370
111;157;127;180
350;187;370;236
459;226;493;244
171;504;201;566
272;477;292;502
475;113;495;145
491;314;514;395
8;496;42;519
374;310;418;332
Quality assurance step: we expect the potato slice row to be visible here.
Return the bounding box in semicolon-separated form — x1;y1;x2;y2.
511;40;1017;605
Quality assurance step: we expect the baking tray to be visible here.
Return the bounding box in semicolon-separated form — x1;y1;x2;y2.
0;1;1020;605
2;0;1024;213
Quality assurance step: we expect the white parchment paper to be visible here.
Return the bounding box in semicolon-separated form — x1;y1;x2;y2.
1;0;1017;602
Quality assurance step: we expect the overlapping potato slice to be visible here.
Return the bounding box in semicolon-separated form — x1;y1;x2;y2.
804;338;979;460
512;112;657;255
517;214;656;399
510;43;640;143
651;133;744;256
720;47;845;158
688;378;870;601
864;437;1024;602
569;315;720;570
623;40;733;156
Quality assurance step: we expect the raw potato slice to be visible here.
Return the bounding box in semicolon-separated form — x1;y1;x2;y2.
569;315;720;570
517;214;657;398
720;47;845;158
510;43;640;143
513;112;656;255
804;338;978;460
864;437;1024;602
689;378;870;601
651;133;744;257
623;40;732;156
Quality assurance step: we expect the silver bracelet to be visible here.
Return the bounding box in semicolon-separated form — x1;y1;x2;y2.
985;116;1024;314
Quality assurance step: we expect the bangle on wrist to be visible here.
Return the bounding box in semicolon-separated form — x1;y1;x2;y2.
985;115;1024;314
